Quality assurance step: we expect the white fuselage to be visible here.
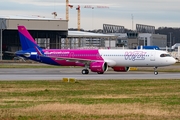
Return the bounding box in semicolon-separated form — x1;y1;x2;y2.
99;49;176;67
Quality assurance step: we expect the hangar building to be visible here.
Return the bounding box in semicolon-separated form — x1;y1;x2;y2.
0;16;68;60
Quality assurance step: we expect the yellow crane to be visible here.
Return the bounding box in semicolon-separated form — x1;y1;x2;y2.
76;5;81;31
64;0;69;48
66;0;69;21
67;4;109;31
76;5;106;30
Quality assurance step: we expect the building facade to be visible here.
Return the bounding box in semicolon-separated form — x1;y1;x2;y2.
105;33;167;49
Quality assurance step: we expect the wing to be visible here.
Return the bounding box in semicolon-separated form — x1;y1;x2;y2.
42;55;103;64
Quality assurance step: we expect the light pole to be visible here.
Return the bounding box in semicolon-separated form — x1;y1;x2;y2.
0;19;6;61
169;32;172;52
131;14;134;30
0;21;2;60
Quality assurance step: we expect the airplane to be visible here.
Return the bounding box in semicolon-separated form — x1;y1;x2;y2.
15;26;176;75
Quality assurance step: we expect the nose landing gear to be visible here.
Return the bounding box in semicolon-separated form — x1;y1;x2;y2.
154;67;158;75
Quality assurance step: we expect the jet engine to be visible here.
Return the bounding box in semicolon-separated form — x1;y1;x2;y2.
89;62;108;74
112;66;130;72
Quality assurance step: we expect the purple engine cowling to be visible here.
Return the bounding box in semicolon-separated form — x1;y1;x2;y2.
89;62;108;73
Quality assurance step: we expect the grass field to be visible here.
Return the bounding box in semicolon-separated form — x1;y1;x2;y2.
0;80;180;120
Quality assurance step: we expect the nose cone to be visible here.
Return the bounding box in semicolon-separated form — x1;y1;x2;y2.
170;57;177;65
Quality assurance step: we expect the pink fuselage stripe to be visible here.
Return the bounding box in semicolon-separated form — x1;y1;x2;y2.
42;49;104;66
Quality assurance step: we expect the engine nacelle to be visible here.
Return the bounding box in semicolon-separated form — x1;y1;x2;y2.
89;62;108;73
112;66;130;72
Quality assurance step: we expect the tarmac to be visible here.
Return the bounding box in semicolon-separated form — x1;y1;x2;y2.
0;60;180;80
0;68;180;81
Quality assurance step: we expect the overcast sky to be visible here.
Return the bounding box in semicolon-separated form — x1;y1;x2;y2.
0;0;180;30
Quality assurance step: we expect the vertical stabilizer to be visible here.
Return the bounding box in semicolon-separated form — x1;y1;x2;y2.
18;26;42;51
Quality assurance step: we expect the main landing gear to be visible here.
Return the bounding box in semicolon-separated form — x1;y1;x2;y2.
154;67;158;75
82;64;89;75
82;69;89;74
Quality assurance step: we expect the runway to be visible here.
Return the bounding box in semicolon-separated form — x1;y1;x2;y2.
0;68;180;80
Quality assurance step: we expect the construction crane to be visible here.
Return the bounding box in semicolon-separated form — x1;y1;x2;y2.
65;0;70;48
76;5;81;31
52;12;57;18
66;0;69;21
66;1;75;20
66;0;109;30
68;4;109;31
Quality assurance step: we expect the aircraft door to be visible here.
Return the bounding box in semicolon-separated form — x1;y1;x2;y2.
150;51;155;61
70;52;74;58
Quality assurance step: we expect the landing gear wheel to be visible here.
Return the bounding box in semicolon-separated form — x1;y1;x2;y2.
154;67;158;75
154;71;158;75
82;69;89;74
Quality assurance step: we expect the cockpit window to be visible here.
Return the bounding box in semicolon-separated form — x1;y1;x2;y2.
160;54;171;57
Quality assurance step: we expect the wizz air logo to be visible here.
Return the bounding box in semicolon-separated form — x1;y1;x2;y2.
124;51;147;61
